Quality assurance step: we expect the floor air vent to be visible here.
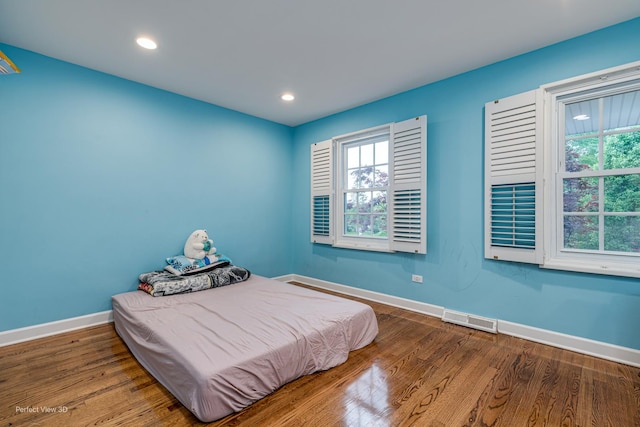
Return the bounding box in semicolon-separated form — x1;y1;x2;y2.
442;309;497;334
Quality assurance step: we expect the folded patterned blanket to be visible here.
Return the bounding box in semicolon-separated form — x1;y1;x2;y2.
138;265;251;297
165;254;232;276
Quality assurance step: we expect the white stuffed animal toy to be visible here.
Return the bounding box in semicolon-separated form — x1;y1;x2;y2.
183;229;217;260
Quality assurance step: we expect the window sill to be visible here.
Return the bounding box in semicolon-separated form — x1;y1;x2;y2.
542;258;640;279
332;241;394;253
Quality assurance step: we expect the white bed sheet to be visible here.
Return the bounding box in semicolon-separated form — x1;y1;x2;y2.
112;275;378;422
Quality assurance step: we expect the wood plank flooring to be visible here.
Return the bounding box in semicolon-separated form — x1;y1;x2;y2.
1;283;639;426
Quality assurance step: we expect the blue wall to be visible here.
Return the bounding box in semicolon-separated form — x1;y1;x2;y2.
290;18;640;350
0;44;293;331
2;18;640;351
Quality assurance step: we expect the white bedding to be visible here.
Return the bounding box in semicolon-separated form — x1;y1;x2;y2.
112;275;378;422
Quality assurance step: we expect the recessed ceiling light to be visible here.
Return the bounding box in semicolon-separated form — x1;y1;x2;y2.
573;114;590;120
281;93;295;101
136;37;157;50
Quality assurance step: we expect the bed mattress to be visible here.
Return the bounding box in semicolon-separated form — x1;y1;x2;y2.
112;275;378;422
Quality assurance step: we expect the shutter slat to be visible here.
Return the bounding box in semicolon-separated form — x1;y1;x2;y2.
312;195;331;236
392;119;425;186
489;183;536;248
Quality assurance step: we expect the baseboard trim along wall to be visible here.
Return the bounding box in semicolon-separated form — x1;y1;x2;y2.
0;310;113;347
277;274;640;368
497;320;640;368
2;274;639;368
273;274;444;318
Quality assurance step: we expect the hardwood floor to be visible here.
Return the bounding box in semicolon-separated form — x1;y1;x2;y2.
1;284;638;426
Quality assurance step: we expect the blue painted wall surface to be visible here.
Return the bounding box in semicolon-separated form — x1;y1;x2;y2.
0;45;293;331
290;18;640;350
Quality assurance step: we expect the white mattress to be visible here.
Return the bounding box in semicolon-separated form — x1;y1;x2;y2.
112;275;378;422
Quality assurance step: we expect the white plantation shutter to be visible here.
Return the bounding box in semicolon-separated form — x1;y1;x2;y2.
389;116;427;254
310;140;333;244
484;90;542;264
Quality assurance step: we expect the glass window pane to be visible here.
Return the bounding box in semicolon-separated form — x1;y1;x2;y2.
363;166;375;188
345;193;358;213
372;215;387;237
347;146;359;169
563;177;599;212
349;167;376;188
344;214;358;236
372;191;387;213
347;168;359;189
604;174;640;212
375;141;388;165
564;215;599;250
359;215;373;237
565;99;599;137
604;216;640;253
363;166;377;188
343;214;371;236
374;165;388;187
361;143;374;167
603;131;640;170
565;137;599;172
357;191;372;213
603;89;640;132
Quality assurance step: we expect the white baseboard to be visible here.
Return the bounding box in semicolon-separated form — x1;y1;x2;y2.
280;274;444;318
498;320;640;367
0;310;113;347
283;274;640;368
271;273;297;283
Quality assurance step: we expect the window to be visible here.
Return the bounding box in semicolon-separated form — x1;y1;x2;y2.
311;116;427;254
484;60;640;278
341;132;389;240
546;74;640;275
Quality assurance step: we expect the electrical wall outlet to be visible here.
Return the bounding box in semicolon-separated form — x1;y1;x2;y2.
411;274;423;283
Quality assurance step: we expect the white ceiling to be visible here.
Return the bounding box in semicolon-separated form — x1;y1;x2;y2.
1;1;639;126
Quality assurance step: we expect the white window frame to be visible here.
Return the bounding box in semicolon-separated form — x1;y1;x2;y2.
311;116;427;254
541;62;640;278
335;124;392;252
